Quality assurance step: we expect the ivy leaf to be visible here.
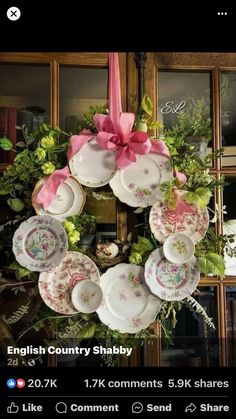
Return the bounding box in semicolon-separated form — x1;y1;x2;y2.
0;187;11;195
141;94;153;116
133;207;144;214
77;323;96;339
17;266;32;278
131;236;155;256
148;121;163;129
0;136;13;150
199;253;225;277
7;198;24;212
9;261;31;277
16;141;26;148
184;187;212;208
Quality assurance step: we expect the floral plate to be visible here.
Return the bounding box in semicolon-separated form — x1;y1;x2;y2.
38;251;100;314
149;192;209;243
32;176;86;222
145;248;200;301
97;263;161;333
109;153;173;207
223;220;236;275
69;138;116;188
12;215;68;272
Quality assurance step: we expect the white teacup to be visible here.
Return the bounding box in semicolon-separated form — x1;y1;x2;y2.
163;233;195;264
71;280;103;313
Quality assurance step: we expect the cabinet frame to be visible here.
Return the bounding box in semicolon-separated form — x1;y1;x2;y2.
132;52;236;366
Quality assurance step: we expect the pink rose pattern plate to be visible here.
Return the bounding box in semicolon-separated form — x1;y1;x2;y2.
97;263;161;333
38;251;100;314
149;195;209;244
12;215;68;272
145;248;200;301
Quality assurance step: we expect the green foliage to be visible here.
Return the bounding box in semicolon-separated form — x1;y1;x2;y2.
183;187;212;208
160;180;179;208
0;136;13;150
78;105;108;133
135;94;162;133
199;253;225;277
2;302;31;325
184;296;215;329
7;198;24;212
0;124;68;213
129;236;155;265
67;212;97;235
166;97;212;140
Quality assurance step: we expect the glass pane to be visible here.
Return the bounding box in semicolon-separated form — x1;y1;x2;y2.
161;287;219;366
158;70;212;159
221;72;236;166
225;286;236;366
59;66;108;133
0;63;50;164
223;177;236;276
59;66;117;238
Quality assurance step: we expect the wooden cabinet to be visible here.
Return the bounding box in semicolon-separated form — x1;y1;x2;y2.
1;52;236;367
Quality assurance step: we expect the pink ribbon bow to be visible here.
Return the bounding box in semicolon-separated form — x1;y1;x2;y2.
34;166;71;211
93;112;153;169
93;113;170;169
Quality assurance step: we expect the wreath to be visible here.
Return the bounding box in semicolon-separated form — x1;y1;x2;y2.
0;54;234;366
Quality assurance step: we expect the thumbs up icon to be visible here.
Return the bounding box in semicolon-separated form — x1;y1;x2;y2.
7;402;19;413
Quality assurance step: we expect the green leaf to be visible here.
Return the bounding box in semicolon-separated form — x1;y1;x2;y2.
16;141;26;148
77;323;96;339
7;198;24;212
0;187;11;195
199;253;225;277
137;236;154;253
17;266;32;278
133;207;144;214
148;121;163;129
0;136;13;150
184;186;212;208
141;94;153;116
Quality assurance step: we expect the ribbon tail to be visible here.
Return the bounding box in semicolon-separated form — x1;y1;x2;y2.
34;166;71;211
116;145;136;169
150;139;170;158
109;52;122;131
129;132;152;155
175;194;195;220
67;134;93;161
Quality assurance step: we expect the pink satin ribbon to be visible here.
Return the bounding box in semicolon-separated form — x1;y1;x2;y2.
174;188;195;220
108;52;122;132
34;166;71;211
93;112;150;168
94;53;170;168
67;131;93;162
67;53;170;169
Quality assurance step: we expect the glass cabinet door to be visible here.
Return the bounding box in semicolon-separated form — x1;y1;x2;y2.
0;63;50;166
161;287;219;367
59;66;108;134
221;72;236;166
225;286;236;366
59;65;118;241
158;70;213;155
